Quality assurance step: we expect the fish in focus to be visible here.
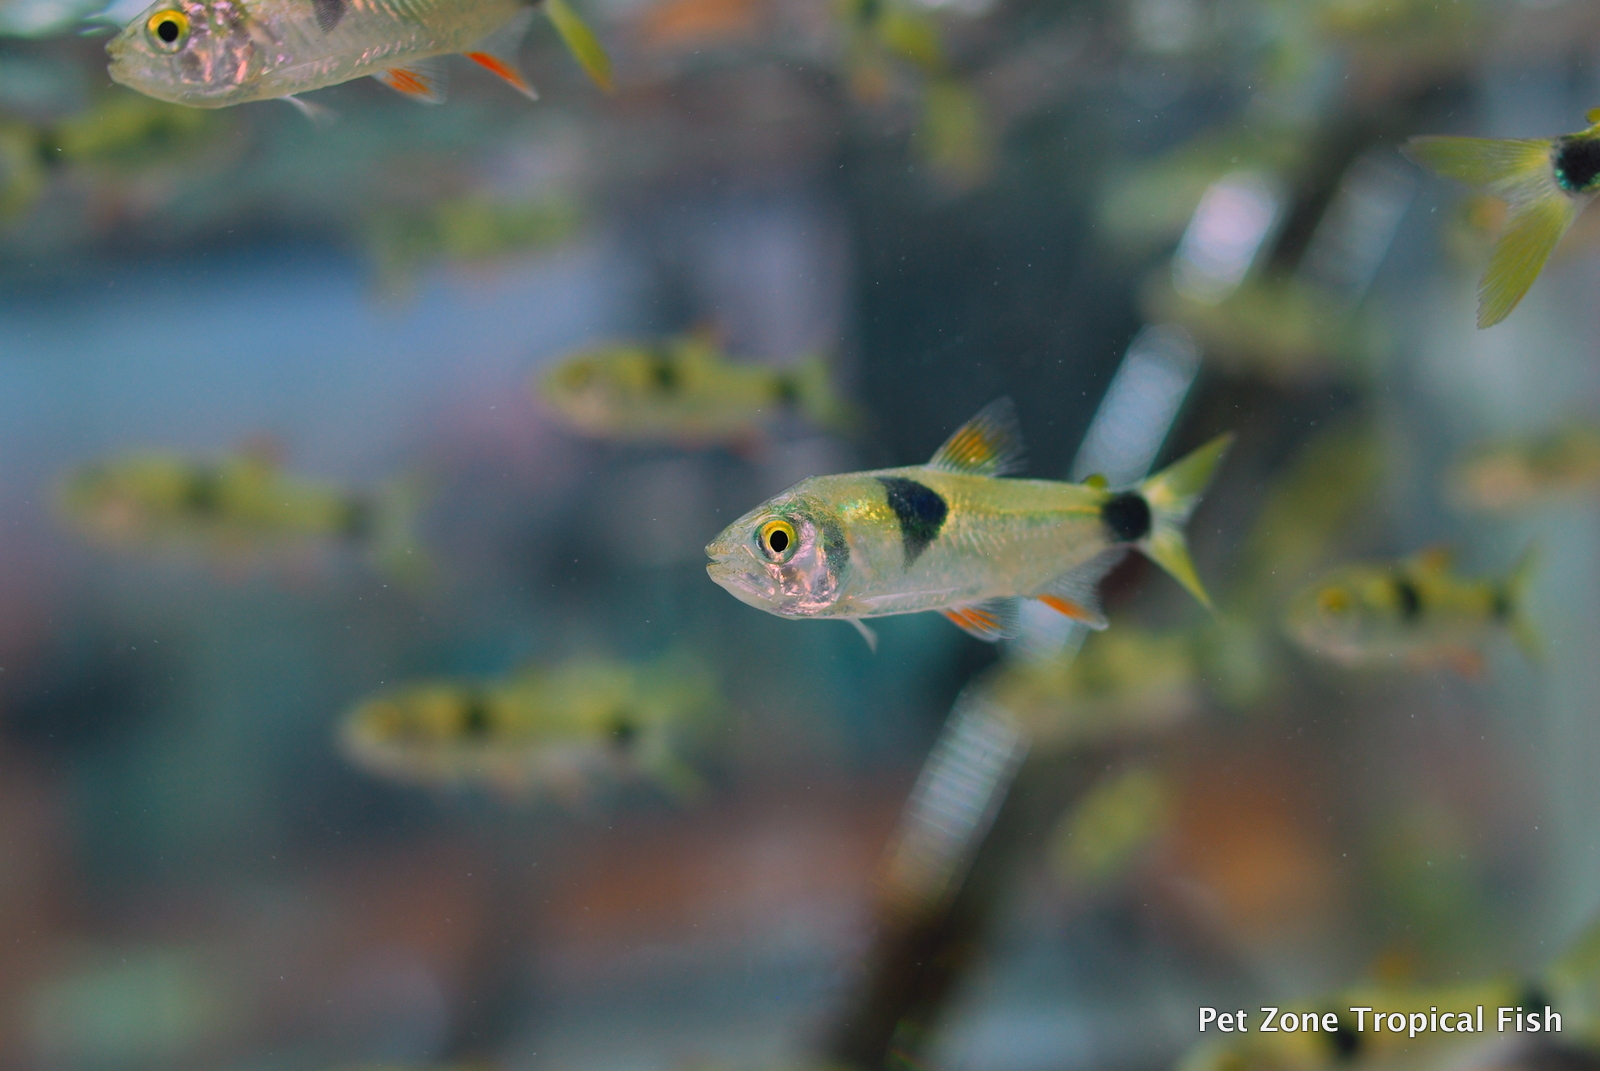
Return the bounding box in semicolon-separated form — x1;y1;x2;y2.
538;332;853;447
56;447;425;579
105;0;610;111
1449;425;1600;513
1404;110;1600;327
338;652;715;798
1284;547;1538;673
705;398;1231;645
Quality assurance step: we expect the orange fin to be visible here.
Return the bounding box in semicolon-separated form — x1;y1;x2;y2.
1037;594;1103;627
927;397;1026;477
373;59;447;103
464;8;539;99
1033;549;1122;631
940;598;1021;642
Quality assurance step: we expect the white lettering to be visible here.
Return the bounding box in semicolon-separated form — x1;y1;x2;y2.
1200;1008;1217;1032
1499;1007;1514;1031
1350;1007;1371;1031
1260;1007;1280;1032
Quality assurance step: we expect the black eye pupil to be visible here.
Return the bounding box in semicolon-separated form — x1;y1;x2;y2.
157;19;179;41
768;529;788;553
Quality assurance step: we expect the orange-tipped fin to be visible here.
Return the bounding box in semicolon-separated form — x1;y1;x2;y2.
465;9;540;100
372;60;447;103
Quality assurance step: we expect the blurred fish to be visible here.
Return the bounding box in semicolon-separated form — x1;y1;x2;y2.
539;331;853;447
1140;273;1380;385
105;0;610;111
1449;425;1600;514
339;652;716;799
1284;547;1538;674
1048;763;1171;890
364;191;583;293
0;120;44;219
56;447;426;580
705;398;1231;646
1404;111;1600;328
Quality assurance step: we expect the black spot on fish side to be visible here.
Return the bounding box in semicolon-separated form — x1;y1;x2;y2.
342;498;374;541
1329;1017;1361;1060
609;714;638;751
1556;136;1600;193
877;476;947;566
649;351;678;393
773;376;799;408
1492;587;1513;622
312;0;345;33
182;468;222;515
460;695;492;737
1101;492;1151;543
1393;576;1422;621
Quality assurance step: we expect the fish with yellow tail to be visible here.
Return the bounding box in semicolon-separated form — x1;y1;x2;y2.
538;332;854;448
106;0;610;113
338;652;716;799
1449;424;1600;513
1284;547;1539;674
56;447;426;581
704;398;1232;647
1404;110;1600;327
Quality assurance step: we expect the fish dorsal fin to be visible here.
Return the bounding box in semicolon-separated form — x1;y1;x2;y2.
941;597;1022;642
1083;473;1108;489
927;397;1026;476
544;0;614;92
373;59;448;103
1409;544;1453;576
465;9;539;99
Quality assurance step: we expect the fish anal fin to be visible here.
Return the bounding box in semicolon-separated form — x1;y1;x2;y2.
1034;549;1122;631
940;597;1021;642
466;8;539;99
927;397;1026;477
373;59;447;103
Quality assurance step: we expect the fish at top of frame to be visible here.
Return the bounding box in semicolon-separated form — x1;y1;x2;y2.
105;0;611;114
1404;109;1600;328
705;398;1232;648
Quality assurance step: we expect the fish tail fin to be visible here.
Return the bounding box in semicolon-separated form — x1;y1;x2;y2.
1502;544;1542;663
370;473;432;586
1402;135;1575;327
543;0;613;92
1132;433;1233;609
781;354;857;434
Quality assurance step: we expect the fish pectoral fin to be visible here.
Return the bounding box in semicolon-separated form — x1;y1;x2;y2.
465;8;540;99
927;397;1026;476
373;59;448;104
280;94;336;125
1034;549;1124;630
848;617;879;651
941;597;1022;642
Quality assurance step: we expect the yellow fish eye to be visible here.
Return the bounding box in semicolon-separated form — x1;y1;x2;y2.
1318;587;1351;614
758;518;797;561
145;9;189;51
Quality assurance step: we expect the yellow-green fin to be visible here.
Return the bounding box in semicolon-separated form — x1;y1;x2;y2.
544;0;613;92
1587;107;1600;126
1401;135;1553;198
1135;433;1234;610
1503;544;1541;663
927;397;1026;477
1479;192;1579;327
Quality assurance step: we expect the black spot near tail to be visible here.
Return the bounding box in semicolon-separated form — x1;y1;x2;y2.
1556;136;1600;193
609;714;639;751
1492;587;1513;622
1101;492;1151;543
1392;576;1422;621
877;476;947;566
